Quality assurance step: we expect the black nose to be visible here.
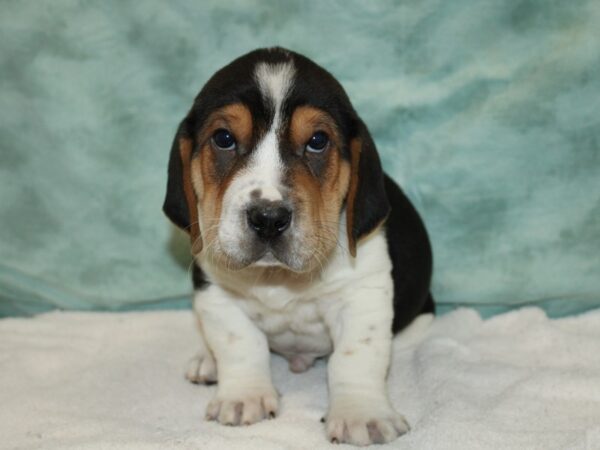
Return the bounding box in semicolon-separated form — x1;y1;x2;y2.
247;202;292;240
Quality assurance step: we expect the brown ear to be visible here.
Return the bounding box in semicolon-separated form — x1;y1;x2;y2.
163;124;202;253
178;138;202;253
345;125;390;257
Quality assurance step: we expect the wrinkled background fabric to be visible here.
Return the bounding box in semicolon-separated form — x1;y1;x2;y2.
1;0;599;317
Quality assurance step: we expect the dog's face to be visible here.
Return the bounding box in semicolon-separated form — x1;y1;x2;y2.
164;48;390;272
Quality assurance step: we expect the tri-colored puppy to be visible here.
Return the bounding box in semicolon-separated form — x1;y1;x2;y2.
163;47;434;446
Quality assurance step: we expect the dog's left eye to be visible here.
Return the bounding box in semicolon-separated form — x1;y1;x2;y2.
212;129;236;151
305;131;329;153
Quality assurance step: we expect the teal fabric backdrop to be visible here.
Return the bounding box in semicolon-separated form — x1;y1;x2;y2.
1;0;599;317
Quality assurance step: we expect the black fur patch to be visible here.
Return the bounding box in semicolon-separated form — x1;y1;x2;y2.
383;174;434;333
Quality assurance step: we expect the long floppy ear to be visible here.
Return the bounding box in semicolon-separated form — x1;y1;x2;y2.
346;121;390;257
163;121;202;253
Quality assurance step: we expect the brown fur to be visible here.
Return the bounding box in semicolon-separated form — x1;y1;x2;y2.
288;106;351;264
191;103;254;254
288;106;337;152
179;138;202;253
189;103;352;267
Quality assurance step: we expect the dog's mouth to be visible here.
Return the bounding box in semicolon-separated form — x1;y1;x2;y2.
217;238;312;273
252;249;287;268
244;240;300;270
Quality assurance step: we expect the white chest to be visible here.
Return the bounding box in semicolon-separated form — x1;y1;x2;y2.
234;289;334;359
201;229;393;360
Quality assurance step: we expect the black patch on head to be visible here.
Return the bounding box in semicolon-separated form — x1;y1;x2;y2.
185;48;293;145
280;51;358;161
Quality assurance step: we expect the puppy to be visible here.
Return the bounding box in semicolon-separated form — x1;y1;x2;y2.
163;47;434;446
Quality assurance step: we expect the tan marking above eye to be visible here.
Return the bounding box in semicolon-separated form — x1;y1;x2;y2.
289;106;340;151
199;103;253;149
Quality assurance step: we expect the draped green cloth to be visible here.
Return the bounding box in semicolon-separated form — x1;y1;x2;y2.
1;1;599;317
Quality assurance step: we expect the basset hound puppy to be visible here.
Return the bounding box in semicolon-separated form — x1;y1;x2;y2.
163;47;434;446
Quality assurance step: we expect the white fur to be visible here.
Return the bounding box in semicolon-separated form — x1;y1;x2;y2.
217;61;295;260
193;216;408;444
254;61;295;117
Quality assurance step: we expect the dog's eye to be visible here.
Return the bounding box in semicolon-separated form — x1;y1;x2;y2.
212;129;236;150
305;131;329;153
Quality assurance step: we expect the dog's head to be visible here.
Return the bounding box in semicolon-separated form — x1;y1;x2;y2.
164;48;389;272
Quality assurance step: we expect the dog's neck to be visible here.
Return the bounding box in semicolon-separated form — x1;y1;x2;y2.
195;221;389;312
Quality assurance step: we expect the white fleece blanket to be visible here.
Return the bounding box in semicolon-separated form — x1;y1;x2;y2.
1;307;599;450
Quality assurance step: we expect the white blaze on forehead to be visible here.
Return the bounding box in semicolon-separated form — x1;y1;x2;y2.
247;61;296;201
254;61;295;117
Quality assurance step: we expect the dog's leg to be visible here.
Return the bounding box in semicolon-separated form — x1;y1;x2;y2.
322;273;410;446
193;285;278;426
185;316;217;385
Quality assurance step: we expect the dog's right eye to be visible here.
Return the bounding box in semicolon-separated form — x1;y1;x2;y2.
212;129;236;151
305;131;329;153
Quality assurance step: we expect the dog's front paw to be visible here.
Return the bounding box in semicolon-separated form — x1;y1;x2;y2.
205;385;279;426
326;402;410;446
185;351;217;385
